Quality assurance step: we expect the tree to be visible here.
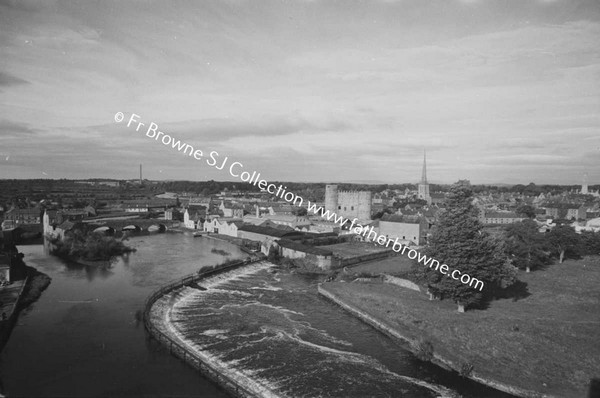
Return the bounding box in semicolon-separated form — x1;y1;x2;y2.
505;219;549;272
546;225;580;263
267;244;280;264
422;182;517;312
516;204;536;219
579;230;600;256
557;207;568;221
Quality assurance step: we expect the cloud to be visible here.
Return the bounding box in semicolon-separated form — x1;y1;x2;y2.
157;116;351;143
0;0;598;183
0;71;29;87
0;119;40;136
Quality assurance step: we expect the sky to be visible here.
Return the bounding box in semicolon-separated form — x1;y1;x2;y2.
1;0;599;185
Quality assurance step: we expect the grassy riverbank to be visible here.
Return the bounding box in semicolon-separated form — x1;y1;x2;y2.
321;256;600;398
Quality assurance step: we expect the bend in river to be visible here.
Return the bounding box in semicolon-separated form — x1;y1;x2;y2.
2;235;515;397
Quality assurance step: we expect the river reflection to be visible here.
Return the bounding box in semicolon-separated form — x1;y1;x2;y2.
0;233;243;398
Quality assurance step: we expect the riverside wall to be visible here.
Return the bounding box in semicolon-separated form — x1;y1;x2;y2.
317;284;556;398
143;257;267;398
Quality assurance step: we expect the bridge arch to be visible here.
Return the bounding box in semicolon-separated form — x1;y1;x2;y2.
148;224;167;233
92;226;115;236
122;225;142;233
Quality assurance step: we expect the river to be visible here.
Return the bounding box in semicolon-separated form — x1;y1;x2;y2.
0;234;514;397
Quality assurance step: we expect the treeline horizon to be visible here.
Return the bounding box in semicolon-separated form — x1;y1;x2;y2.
0;178;600;192
0;178;597;196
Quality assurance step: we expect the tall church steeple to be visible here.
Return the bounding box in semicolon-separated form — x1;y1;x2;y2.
418;150;431;205
421;150;428;184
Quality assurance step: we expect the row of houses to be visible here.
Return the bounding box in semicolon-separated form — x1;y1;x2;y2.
184;208;436;269
474;202;590;226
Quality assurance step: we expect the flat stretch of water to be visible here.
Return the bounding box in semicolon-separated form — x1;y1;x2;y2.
0;234;244;397
1;234;514;397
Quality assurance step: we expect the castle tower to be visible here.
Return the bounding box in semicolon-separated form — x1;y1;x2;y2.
325;185;338;213
417;151;431;204
357;191;372;220
582;173;589;195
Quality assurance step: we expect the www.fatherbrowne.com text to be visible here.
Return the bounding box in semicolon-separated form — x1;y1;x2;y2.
115;112;484;292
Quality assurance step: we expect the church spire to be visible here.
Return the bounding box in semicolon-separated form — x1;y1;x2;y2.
421;150;427;184
418;150;431;205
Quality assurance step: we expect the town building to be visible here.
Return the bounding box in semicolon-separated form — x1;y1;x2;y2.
219;201;245;218
545;203;587;221
268;203;296;216
324;185;371;222
479;210;525;225
2;208;42;230
377;214;428;245
203;217;244;237
183;209;205;229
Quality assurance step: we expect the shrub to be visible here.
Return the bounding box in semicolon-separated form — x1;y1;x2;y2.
459;361;474;377
414;339;434;361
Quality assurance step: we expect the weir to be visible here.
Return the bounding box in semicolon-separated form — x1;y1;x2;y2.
145;259;462;398
144;258;269;398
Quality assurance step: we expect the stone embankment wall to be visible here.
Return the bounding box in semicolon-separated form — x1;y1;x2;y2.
381;275;420;291
143;258;267;398
335;250;392;268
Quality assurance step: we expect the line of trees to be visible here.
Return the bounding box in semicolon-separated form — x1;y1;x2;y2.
506;221;600;269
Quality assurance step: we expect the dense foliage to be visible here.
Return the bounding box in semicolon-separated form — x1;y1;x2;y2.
504;220;600;268
505;219;551;272
49;229;135;261
421;182;517;311
545;225;582;264
579;230;600;256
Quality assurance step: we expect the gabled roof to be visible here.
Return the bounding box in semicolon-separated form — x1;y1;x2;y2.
545;202;584;210
380;214;422;224
5;208;40;216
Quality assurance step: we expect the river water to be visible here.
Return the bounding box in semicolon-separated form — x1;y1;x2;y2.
1;234;514;397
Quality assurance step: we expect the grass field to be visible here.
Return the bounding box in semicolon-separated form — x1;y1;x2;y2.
346;255;415;275
322;256;600;397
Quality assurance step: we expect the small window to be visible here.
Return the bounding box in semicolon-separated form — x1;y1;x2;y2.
338;206;341;210
351;206;354;210
402;236;405;239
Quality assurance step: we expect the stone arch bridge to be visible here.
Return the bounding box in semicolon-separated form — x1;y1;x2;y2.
83;219;180;235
